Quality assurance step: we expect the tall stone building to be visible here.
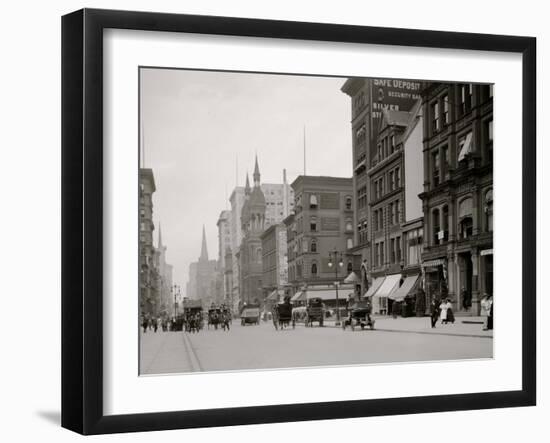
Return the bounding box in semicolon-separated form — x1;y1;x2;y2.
217;210;232;304
284;175;358;304
419;82;493;315
229;186;245;309
139;168;157;317
153;225;173;316
260;223;288;301
238;157;267;305
230;164;294;307
341;78;422;296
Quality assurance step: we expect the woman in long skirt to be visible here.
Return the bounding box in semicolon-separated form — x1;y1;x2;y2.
439;300;449;324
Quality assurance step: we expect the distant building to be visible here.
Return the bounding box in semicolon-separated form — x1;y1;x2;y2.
153;225;173;316
229;187;245;307
260;223;288;302
419;82;493;315
217;210;232;304
186;226;218;305
285;175;358;302
139;168;157;317
238;157;267;305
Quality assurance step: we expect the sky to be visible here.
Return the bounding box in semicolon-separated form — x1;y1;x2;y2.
141;68;352;290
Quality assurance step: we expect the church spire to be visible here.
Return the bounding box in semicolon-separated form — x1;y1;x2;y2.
253;154;261;186
200;224;208;261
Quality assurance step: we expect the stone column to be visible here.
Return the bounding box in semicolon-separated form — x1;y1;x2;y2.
447;252;456;303
471;249;480;315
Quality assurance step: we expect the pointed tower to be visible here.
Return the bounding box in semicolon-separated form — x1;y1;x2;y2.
200;224;208;261
253;154;261;187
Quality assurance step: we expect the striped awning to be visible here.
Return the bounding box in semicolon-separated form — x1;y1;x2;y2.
422;258;446;268
305;290;339;301
373;274;401;299
364;277;385;298
389;275;420;301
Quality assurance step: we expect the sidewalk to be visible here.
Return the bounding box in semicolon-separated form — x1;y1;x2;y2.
322;315;493;338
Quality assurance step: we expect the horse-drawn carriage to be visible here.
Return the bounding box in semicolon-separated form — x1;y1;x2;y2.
183;301;203;333
342;299;375;331
305;297;325;327
273;296;295;330
240;304;260;326
207;306;222;330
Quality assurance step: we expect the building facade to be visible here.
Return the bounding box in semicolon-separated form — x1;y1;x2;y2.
260;223;289;300
238;158;267;305
285;176;358;295
139;168;158;317
341;78;422;297
217;210;232;304
229;186;245;307
186;226;219;305
153;225;173;316
419;82;493;315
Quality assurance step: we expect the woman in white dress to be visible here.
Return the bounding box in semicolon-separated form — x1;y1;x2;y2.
439;300;449;324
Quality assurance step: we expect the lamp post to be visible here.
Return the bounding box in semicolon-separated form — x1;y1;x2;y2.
328;249;344;326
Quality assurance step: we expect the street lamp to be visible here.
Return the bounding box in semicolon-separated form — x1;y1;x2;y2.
328;249;344;326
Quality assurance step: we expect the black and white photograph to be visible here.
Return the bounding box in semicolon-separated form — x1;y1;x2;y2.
138;68;494;375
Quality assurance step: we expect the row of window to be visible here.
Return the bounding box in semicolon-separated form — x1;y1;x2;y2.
307;194;353;210
430;190;493;246
373;237;402;267
430;119;493;187
373;166;401;200
357;186;367;209
429;84;493;136
375;134;397;164
372;200;401;231
292;260;355;278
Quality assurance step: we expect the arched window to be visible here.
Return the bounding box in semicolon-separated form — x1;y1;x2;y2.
309;194;318;209
459;197;473;238
347;262;353;273
432;208;440;245
311;262;318;276
310;239;317;253
345;196;352;210
345;220;353;232
485;189;493;232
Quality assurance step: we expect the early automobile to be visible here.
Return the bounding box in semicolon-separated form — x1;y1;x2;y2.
240;304;260;325
342;299;375;331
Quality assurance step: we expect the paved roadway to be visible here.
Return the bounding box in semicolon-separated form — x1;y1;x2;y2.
140;318;493;375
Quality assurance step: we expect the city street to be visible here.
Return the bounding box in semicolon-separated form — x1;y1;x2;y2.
140;317;493;375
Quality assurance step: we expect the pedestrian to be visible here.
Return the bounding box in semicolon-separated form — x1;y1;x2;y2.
445;299;455;324
430;299;439;328
480;294;491;329
439;299;449;324
485;296;494;330
392;300;400;319
142;317;148;333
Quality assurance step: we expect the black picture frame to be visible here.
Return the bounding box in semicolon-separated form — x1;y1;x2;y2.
61;8;536;435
